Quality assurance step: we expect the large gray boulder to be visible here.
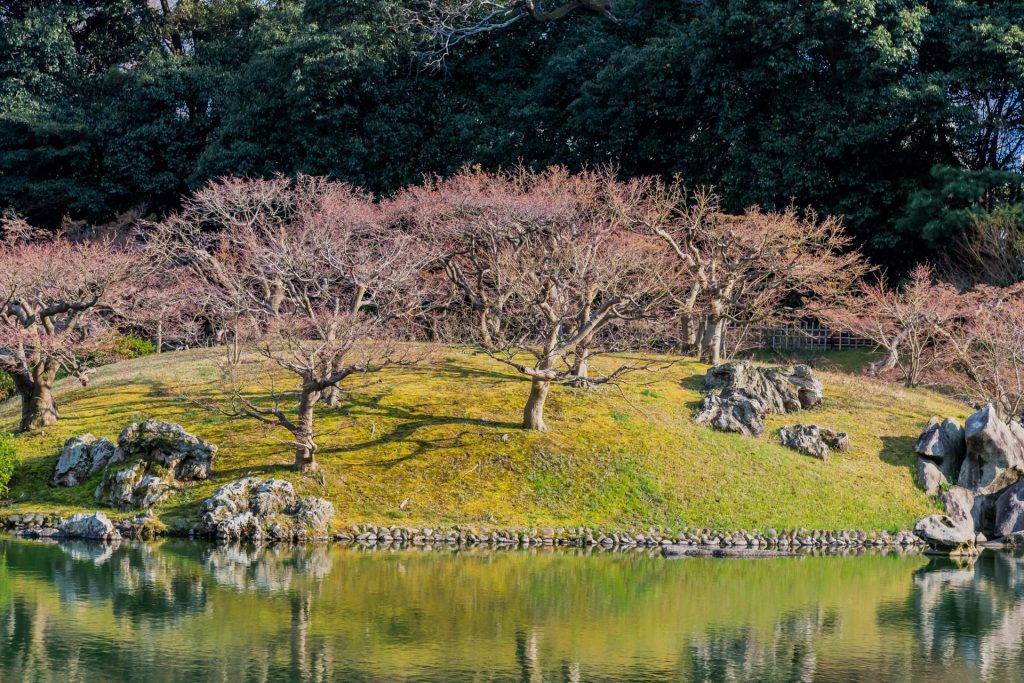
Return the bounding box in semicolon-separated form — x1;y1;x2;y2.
51;435;121;487
941;486;977;529
694;389;767;437
695;362;823;436
913;514;979;556
995;479;1024;538
778;424;850;462
58;512;121;542
959;404;1024;495
701;362;823;411
917;459;946;497
200;478;333;542
118;420;217;481
915;417;966;494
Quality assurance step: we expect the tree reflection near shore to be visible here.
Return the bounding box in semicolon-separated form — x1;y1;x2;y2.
2;538;1024;682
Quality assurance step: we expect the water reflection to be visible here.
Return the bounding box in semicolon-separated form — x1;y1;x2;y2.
2;537;1024;681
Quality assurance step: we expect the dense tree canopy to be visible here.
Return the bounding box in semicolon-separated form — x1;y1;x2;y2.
1;0;1022;271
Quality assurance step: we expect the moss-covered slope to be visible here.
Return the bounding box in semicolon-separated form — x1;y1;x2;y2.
0;347;964;531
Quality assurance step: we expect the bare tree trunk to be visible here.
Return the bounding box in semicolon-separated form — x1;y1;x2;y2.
523;379;550;431
294;388;321;470
700;316;725;365
156;319;164;354
15;366;59;432
571;348;590;382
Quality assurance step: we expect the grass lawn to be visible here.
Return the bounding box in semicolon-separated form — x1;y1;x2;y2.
0;345;964;531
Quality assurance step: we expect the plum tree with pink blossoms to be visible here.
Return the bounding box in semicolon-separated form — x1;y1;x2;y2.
402;167;672;431
0;217;136;431
161;176;430;471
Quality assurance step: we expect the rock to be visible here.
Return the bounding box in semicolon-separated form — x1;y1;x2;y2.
199;478;332;542
778;424;850;461
51;435;122;487
58;512;121;541
695;363;823;436
252;479;299;516
700;362;823;411
95;461;144;509
294;497;335;539
959;404;1024;495
995;479;1024;538
117;420;216;481
941;486;977;529
913;514;979;556
694;389;767;436
94;461;175;510
89;438;120;473
917;458;946;496
916;417;966;483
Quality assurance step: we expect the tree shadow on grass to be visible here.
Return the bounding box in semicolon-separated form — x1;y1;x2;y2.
880;435;920;482
318;393;521;467
680;371;707;411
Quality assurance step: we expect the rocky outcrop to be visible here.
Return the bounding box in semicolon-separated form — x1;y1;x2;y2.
778;424;850;461
58;512;121;542
915;418;966;495
695;362;823;437
959;405;1024;495
200;478;334;542
995;480;1024;538
94;462;177;511
50;435;121;487
915;406;1024;546
913;515;979;556
51;420;217;511
694;390;768;436
117;420;216;481
700;362;823;411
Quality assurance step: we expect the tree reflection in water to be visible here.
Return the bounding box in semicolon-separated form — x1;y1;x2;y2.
2;538;1024;682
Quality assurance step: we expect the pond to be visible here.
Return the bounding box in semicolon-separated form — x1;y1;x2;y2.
0;536;1019;682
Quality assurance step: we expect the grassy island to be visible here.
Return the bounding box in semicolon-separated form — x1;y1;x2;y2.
0;346;965;532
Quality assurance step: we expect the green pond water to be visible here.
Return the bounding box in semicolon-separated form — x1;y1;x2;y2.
0;536;1020;682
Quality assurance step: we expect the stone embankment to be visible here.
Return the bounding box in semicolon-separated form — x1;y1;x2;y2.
0;512;927;552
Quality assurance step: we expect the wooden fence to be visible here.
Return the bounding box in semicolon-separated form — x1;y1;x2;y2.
729;321;875;352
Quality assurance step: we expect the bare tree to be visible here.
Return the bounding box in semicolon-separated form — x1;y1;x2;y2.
614;182;866;365
416;167;670;431
408;0;618;66
0;217;136;430
814;265;962;387
941;285;1024;419
173;177;429;470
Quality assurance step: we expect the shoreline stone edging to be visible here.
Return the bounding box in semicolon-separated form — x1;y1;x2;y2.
0;513;928;551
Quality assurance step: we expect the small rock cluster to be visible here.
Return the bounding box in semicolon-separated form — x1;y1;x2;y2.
778;424;850;461
914;404;1024;555
50;420;216;511
694;362;823;437
199;477;334;542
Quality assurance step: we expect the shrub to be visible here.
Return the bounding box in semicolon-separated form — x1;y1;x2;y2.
113;333;157;359
0;433;16;499
0;373;13;403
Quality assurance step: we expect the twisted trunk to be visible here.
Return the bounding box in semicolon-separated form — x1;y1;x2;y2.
293;387;321;471
14;362;60;432
523;379;550;431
